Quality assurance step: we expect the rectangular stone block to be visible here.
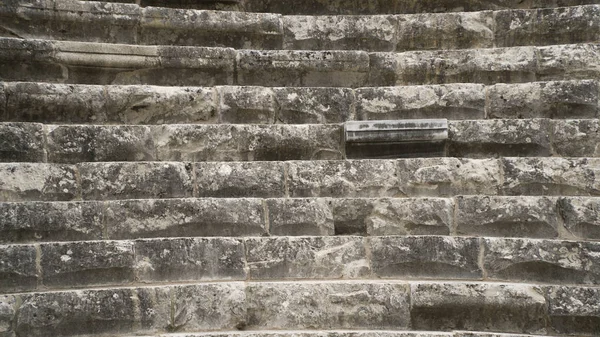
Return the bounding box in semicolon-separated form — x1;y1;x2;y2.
396;158;501;196
410;282;548;333
218;86;276;124
40;241;135;288
195;162;285;197
501;157;600;196
273;87;355;124
558;197;600;240
0;163;78;201
371;236;482;279
247;282;410;329
104;198;266;239
0;244;38;293
552;119;600;157
135;286;172;332
545;286;600;335
79;162;194;200
0;294;17;336
537;44;600;82
266;198;333;235
456;196;560;238
175;333;452;337
0;38;63;83
287;160;399;197
135;237;246;282
246;236;369;279
332;198;453;236
0;123;46;162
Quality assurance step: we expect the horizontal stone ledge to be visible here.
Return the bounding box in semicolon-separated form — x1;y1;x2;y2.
120;332;550;337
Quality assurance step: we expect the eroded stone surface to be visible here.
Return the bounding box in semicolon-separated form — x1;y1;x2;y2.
551;119;600;157
195;162;285;197
0;163;78;202
537;43;600;82
0;123;45;162
0;244;38;293
218;86;276;124
545;286;600;335
558;197;600;239
274;87;354;123
0;294;17;337
267;198;334;235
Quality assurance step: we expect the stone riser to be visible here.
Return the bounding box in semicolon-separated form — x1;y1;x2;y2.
2;81;599;124
0;281;597;336
3;3;599;51
2;38;599;87
115;333;558;337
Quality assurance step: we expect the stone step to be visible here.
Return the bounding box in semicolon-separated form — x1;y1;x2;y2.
1;119;599;163
113;333;557;337
3;81;599;124
3;2;599;51
0;281;597;336
2;236;600;294
1;38;599;87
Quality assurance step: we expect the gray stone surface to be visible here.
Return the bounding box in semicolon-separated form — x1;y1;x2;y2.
0;123;45;162
537;43;600;82
135;286;172;332
79;162;194;200
175;333;453;337
266;198;334;235
0;163;78;201
245;236;369;279
0;244;38;293
551;119;600;157
246;282;410;329
218;86;276;124
545;286;600;335
135;237;246;282
40;241;135;288
456;196;560;238
0;294;16;337
274;87;354;123
195;162;285;197
558;197;600;240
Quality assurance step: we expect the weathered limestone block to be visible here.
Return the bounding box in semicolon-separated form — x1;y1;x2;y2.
552;119;600;157
501;157;600;196
135;237;246;282
487;80;600;119
483;238;600;284
177;333;452;337
135;286;172;332
274;87;354;123
537;43;600;81
242;0;399;16
245;236;369;279
247;282;410;329
287;160;399;197
141;8;283;49
218;86;276;124
79;162;194;200
0;123;45;162
0;38;63;82
456;196;560;238
371;236;482;279
237;50;370;87
396;158;501;196
105;198;266;239
410;282;548;333
195;162;285;197
448;119;552;157
0;201;103;244
283;15;397;51
46;125;155;163
0;163;78;201
545;286;600;335
172;283;247;332
0;294;16;337
153;124;343;161
558;197;600;239
266;198;334;235
355;84;486;121
0;83;5;120
495;5;600;47
40;241;135;288
396;11;493;51
142;0;242;11
332;198;453;236
0;244;38;293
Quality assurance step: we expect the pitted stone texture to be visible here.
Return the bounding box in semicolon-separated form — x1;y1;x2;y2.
537;44;600;82
283;15;397;51
274;87;354;124
0;38;62;83
488;80;600;119
558;197;600;240
79;162;194;200
287;160;400;198
0;123;45;162
0;163;78;201
153;124;343;162
40;241;135;288
371;236;482;279
195;162;285;198
448;119;552;157
483;238;600;284
267;198;334;235
545;286;600;335
135;286;172;332
218;86;276;124
173;333;453;337
135;237;246;282
332;198;453;236
0;294;16;337
397;158;501;197
46;125;155;163
396;11;493;51
552;119;600;157
501;157;600;196
247;282;410;329
0;83;5;121
0;244;38;293
172;283;247;332
237;50;370;87
355;84;486;121
456;196;560;238
411;282;548;333
105;198;266;239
